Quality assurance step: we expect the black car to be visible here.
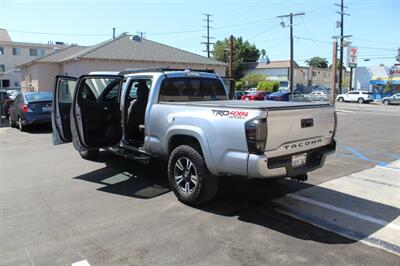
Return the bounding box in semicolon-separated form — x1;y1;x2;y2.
9;92;53;131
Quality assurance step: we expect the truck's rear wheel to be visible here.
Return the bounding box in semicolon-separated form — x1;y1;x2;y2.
79;149;99;160
168;145;219;206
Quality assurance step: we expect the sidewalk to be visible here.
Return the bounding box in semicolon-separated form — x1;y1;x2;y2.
274;161;400;255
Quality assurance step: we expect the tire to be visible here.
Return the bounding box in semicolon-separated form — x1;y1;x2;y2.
79;149;99;160
357;98;364;104
383;100;390;105
168;145;219;206
18;117;25;132
338;97;344;103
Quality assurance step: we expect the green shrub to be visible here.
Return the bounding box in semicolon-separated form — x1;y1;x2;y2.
240;73;266;88
236;81;244;90
257;81;279;92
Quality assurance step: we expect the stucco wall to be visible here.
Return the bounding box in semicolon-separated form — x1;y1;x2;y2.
20;63;61;92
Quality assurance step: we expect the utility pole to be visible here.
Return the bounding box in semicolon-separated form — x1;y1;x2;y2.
335;0;350;94
112;27;116;39
331;41;338;104
277;12;305;92
229;35;234;78
202;13;214;58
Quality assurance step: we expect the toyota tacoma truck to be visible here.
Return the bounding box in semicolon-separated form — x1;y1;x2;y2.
52;68;336;205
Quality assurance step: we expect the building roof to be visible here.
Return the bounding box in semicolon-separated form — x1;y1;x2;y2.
254;60;300;69
19;34;226;67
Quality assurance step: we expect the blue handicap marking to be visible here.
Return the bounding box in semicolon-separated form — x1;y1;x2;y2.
335;145;400;167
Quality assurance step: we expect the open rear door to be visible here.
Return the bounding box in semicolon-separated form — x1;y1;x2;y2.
52;75;78;145
72;75;124;150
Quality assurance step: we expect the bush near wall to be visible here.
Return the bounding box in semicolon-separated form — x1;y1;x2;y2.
257;81;279;92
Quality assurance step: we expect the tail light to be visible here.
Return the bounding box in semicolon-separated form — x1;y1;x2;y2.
250;96;255;100
245;118;267;154
21;104;32;113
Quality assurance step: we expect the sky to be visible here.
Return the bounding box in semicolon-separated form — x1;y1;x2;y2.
1;0;399;67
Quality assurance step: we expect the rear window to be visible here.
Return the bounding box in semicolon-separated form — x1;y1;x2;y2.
159;77;227;102
25;92;52;103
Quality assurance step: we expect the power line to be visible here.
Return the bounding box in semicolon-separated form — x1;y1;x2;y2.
7;29;109;37
247;25;280;41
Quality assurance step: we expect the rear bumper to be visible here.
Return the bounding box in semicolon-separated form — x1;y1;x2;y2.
248;140;336;179
22;113;51;125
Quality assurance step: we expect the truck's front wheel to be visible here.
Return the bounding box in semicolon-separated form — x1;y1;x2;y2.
168;145;219;206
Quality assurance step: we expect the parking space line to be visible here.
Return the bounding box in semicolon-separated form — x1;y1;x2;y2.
286;193;400;232
24;247;35;266
72;259;90;266
376;165;400;172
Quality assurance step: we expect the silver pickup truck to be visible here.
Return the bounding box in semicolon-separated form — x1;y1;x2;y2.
52;68;336;205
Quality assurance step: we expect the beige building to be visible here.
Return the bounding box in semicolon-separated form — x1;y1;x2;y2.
19;34;227;92
0;28;66;90
244;60;350;89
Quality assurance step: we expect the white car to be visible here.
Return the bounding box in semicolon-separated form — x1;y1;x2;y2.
305;91;329;101
336;91;373;104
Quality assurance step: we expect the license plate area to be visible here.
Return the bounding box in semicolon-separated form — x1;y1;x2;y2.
292;153;307;168
42;107;51;112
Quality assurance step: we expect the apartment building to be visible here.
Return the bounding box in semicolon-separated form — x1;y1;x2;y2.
0;28;66;90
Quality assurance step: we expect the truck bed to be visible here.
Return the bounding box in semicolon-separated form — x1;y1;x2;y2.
161;100;332;110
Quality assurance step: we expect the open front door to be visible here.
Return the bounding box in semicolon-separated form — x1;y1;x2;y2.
72;75;124;150
52;75;78;145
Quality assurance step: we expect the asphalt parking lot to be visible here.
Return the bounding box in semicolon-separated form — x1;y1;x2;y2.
0;103;399;265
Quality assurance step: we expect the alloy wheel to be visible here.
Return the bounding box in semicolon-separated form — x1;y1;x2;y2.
174;157;198;195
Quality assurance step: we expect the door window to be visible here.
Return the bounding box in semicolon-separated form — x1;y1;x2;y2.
80;78;121;103
58;79;77;103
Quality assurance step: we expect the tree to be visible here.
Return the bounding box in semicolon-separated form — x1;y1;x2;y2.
257;81;279;92
239;73;266;89
329;59;346;70
213;36;260;78
305;57;328;68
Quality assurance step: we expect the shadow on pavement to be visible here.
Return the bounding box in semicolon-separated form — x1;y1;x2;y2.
73;151;170;199
72;152;399;246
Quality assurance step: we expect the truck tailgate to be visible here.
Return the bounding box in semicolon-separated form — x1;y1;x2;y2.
265;106;335;157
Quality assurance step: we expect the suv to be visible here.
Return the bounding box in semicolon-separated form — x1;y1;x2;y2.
336;91;373;104
52;68;336;205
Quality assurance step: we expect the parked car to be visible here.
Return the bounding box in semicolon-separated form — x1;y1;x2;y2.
336;91;373;104
267;90;302;101
9;92;53;131
305;91;329;101
382;93;400;105
245;88;257;94
0;90;13;118
52;68;336;206
241;91;269;100
7;90;18;100
234;91;246;100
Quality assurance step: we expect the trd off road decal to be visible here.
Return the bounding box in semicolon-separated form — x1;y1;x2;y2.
212;109;249;119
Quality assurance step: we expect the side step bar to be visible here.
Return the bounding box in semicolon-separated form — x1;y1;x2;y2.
108;145;151;164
